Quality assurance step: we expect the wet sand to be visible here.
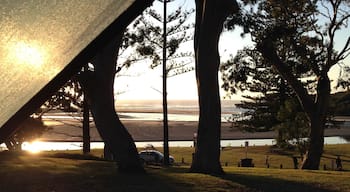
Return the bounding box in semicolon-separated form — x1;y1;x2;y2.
40;115;350;142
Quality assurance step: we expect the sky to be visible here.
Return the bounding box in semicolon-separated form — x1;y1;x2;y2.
114;29;252;101
114;0;350;102
114;0;252;101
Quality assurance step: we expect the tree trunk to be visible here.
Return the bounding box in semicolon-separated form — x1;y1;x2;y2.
259;37;331;170
82;32;144;173
82;92;90;155
301;75;330;169
190;0;238;174
301;116;325;169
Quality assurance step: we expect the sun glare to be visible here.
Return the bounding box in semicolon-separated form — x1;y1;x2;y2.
12;41;45;67
23;140;43;154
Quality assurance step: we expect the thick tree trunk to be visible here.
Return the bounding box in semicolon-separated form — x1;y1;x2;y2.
301;75;330;169
78;1;154;173
301;116;325;169
82;32;144;173
190;0;238;174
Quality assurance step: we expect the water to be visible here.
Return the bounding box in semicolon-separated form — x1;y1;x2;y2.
116;100;242;113
16;100;350;152
116;100;240;122
12;136;348;152
43;100;239;122
118;112;237;122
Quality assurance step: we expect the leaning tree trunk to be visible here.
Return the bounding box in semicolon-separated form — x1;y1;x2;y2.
301;75;330;169
258;29;332;170
82;32;144;173
79;1;154;173
190;0;238;174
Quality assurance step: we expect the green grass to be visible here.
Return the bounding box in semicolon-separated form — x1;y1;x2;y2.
0;145;349;191
137;144;350;170
155;167;350;192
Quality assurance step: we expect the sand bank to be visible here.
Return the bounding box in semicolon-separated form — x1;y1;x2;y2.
40;119;350;142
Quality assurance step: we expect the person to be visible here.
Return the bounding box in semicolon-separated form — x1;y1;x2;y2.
265;155;270;168
336;155;342;170
292;156;298;169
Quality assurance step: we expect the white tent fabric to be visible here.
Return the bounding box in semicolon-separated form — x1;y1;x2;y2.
0;0;135;129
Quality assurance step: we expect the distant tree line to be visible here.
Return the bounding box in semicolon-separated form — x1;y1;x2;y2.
330;91;350;116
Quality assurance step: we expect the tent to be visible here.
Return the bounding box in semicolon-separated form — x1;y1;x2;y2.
0;0;152;142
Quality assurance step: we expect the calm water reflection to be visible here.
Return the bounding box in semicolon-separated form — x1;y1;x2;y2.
7;136;347;152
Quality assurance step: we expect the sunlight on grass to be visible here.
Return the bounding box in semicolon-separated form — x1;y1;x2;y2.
1;145;349;192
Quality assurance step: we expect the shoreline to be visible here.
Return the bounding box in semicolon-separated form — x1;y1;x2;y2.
41;119;350;142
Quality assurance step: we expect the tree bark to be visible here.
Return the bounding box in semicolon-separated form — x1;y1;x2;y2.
301;75;330;169
78;1;155;173
190;0;238;174
82;32;144;173
82;92;90;155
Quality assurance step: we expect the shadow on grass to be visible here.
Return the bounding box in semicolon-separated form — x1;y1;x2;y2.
45;152;106;161
73;162;179;192
219;172;337;192
0;151;343;192
0;150;25;162
0;152;179;192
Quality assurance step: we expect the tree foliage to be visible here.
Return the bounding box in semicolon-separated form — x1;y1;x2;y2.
221;47;285;131
229;95;282;132
223;0;350;169
329;90;350;115
121;0;195;77
275;98;310;155
221;53;311;155
44;74;84;113
221;47;308;146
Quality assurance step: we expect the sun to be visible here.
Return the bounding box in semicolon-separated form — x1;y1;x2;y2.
12;41;45;67
23;140;44;154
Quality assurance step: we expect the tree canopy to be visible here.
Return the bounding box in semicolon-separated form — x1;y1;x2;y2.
223;0;350;169
120;0;195;77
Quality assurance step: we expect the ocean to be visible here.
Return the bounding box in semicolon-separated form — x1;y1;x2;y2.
115;99;242;122
13;99;350;152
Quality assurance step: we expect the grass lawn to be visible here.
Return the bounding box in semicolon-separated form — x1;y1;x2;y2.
157;144;350;170
0;144;349;192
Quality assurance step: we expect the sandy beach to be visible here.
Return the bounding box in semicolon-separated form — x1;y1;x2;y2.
40;113;350;142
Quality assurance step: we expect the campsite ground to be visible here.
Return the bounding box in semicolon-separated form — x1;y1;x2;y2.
0;144;349;192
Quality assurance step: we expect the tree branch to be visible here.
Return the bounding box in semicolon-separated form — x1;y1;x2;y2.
336;36;350;61
258;38;314;115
